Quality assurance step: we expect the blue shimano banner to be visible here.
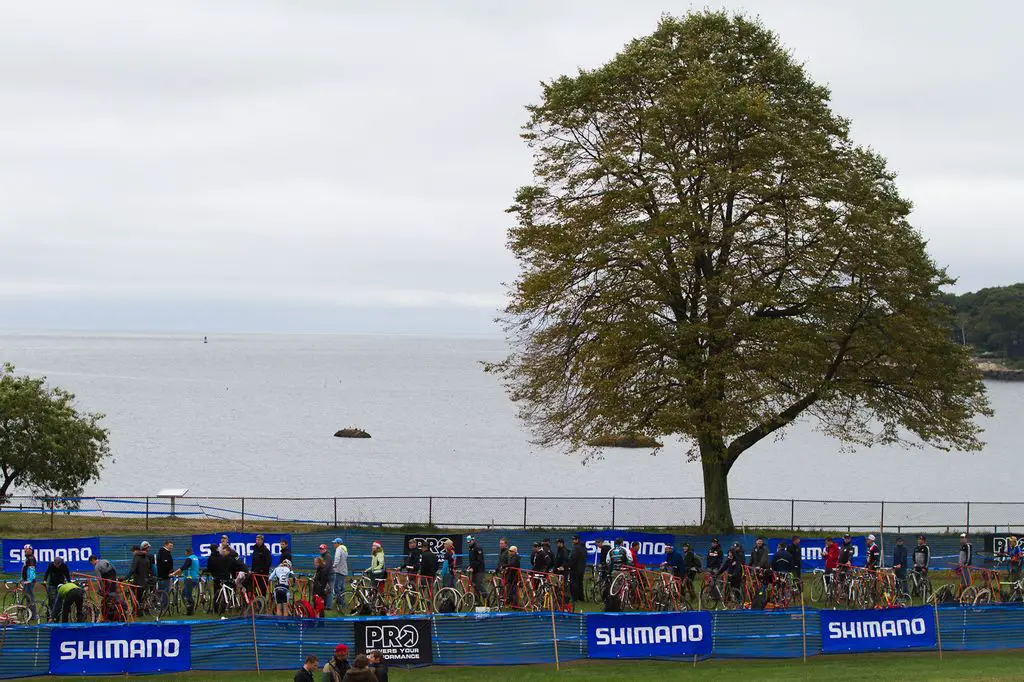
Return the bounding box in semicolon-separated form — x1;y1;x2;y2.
50;624;191;675
579;530;674;566
588;612;712;659
821;606;936;653
768;537;866;570
192;533;290;569
3;537;100;575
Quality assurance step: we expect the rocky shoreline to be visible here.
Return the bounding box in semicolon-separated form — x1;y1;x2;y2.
977;361;1024;382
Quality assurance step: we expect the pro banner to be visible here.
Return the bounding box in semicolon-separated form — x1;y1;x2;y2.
49;623;191;675
3;537;100;574
355;618;433;664
578;531;674;566
192;533;290;569
587;612;713;659
820;606;936;653
404;533;462;564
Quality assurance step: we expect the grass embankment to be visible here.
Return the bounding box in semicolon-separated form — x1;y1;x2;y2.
0;512;330;539
32;651;1024;681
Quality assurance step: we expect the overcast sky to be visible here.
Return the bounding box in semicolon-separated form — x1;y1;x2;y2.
0;1;1020;333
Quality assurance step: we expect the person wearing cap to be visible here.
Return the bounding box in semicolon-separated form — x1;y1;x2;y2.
569;536;587;603
892;537;908;595
331;538;349;612
467;535;486;601
321;643;350;682
42;556;71;622
270;558;294;617
662;543;684;579
823;538;839;588
957;533;973;587
706;539;723;572
912;535;930;587
681;543;701;590
402;538;422;575
606;538;629;572
504;545;522;606
552;538;569;582
865;534;880;570
129;543;154;615
531;542;549;573
171;546;200;615
419;541;439;579
156;540;174;593
541;539;555;572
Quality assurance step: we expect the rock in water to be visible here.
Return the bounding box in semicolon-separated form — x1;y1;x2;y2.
334;428;371;439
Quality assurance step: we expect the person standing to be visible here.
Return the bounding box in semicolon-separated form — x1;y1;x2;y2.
21;545;37;619
958;533;973;587
568;536;587;603
497;538;510;575
865;535;881;570
788;536;802;587
251;535;273;598
205;545;231;616
271;559;295;617
1007;537;1022;582
341;655;376;682
912;535;930;581
419;544;438;581
43;556;70;622
332;538;349;611
367;650;389;682
892;537;908;595
749;538;770;572
312;557;330;615
705;539;723;573
294;654;318;682
552;538;569;582
130;544;154;614
366;542;385;583
156;540;174;593
318;544;334;609
402;538;421;574
171;546;200;615
467;535;486;601
440;540;455;588
662;544;684;579
280;538;293;564
541;539;555;571
504;546;521;607
322;644;350;682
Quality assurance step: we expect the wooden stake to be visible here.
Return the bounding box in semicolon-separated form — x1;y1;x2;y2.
550;602;560;671
251;602;262;675
800;589;807;663
933;604;943;660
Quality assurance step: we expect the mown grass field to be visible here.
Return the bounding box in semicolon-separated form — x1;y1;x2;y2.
30;651;1024;681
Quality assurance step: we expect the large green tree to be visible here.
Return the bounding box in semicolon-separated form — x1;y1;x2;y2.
489;12;991;530
0;363;111;504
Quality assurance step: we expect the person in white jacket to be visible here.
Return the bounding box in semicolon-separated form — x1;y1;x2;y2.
331;538;349;611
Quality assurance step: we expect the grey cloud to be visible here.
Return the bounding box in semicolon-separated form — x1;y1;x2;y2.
0;0;1020;331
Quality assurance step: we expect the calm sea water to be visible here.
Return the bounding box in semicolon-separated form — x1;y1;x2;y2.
1;332;1021;505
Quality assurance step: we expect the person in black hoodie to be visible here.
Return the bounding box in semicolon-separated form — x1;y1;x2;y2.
552;538;569;580
749;538;770;573
788;536;802;588
505;546;521;607
892;537;909;595
402;538;422;574
205;544;231;615
418;546;439;580
368;650;389;682
129;545;153;614
531;542;549;573
156;540;175;592
466;535;486;601
568;536;587;602
251;535;273;598
43;557;71;622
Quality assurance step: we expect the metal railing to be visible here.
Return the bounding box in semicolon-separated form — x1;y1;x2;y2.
3;495;1022;534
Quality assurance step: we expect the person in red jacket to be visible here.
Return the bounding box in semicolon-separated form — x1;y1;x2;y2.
823;538;840;590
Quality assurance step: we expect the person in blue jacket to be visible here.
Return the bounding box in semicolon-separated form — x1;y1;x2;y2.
661;544;684;579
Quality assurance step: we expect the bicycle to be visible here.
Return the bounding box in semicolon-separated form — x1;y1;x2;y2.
699;571;741;611
908;568;932;603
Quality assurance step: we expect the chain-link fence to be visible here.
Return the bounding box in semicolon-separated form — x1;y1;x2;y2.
1;495;1019;533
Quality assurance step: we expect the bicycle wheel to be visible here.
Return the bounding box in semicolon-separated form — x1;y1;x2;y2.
609;572;629;601
723;588;742;610
82;601;100;623
809;576;825;603
459;590;476;612
243;597;266;617
973;589;992;606
959;586;978;605
147;590;169;618
3;604;33;625
433;587;460;613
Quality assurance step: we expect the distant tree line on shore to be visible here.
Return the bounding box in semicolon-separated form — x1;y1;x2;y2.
943;283;1024;362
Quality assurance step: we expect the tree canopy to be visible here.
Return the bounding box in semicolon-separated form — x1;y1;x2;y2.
489;11;991;530
0;363;111;504
944;284;1024;361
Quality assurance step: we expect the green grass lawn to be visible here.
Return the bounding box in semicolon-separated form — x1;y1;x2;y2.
30;651;1024;681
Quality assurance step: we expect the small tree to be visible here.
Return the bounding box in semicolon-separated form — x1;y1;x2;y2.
489;12;992;531
0;363;111;505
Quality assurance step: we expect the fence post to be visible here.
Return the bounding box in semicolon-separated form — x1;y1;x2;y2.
612;497;616;528
50;498;55;531
428;497;433;526
790;499;795;531
523;497;528;529
241;497;245;531
334;498;338;527
966;501;971;536
699;497;704;526
879;501;885;568
145;497;150;531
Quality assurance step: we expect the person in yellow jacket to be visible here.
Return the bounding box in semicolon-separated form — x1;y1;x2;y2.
365;542;386;583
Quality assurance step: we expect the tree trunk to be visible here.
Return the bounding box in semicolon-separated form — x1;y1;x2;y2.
700;442;735;532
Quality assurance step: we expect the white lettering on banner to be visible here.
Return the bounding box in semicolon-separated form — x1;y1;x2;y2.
803;547;823;561
585;541;668;556
366;625;420;649
199;543;282;558
58;639;181;660
9;547;94;563
827;618;926;640
594;624;703;646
